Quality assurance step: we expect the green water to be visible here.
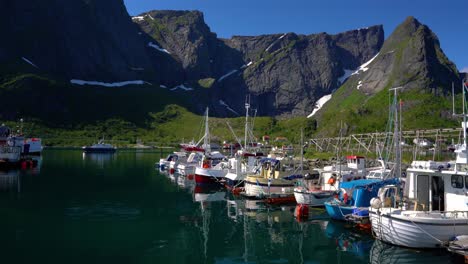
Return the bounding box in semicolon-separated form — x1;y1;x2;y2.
0;150;458;263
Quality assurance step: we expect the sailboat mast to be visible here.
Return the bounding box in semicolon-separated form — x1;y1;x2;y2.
463;80;467;166
390;86;403;178
300;128;304;176
244;97;250;151
204;107;210;153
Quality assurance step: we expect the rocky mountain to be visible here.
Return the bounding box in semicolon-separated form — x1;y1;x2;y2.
313;17;462;136
134;10;384;116
348;16;460;95
0;0;160;82
0;1;462;135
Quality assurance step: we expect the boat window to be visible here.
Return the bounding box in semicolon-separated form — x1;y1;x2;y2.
465;176;468;189
451;175;464;189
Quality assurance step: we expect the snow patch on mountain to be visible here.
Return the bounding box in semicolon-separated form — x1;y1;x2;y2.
352;53;379;75
218;70;238;82
219;100;240;115
170;84;194;91
21;57;38;68
148;42;170;54
307;94;332;118
70;80;146;87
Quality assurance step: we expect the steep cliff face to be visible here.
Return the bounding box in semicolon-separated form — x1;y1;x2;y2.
134;12;384;116
221;27;384;116
314;17;462;136
0;0;158;81
135;10;244;82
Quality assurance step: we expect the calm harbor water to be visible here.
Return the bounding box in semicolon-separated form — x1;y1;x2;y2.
0;149;460;263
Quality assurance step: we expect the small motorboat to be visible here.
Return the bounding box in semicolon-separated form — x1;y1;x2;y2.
82;139;116;153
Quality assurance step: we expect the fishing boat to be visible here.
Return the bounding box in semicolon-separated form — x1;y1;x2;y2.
243;158;299;199
168;151;187;171
224;100;264;189
324;178;399;220
194;151;227;185
294;155;367;206
23;137;43;155
369;82;468;248
176;151;203;175
82;139;116;153
193;108;229;185
157;152;182;170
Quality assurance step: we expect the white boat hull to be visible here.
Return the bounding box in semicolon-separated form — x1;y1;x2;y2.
369;208;468;248
0;146;21;162
244;182;295;198
293;188;334;206
177;164;196;175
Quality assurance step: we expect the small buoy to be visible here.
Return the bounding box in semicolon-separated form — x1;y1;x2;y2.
295;204;309;220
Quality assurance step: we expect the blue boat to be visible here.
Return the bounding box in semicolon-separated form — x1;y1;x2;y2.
324;178;399;220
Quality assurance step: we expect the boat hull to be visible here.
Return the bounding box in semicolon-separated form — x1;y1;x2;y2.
194;167;227;185
177;164;196;175
294;188;335;206
369;208;468;248
244;176;295;198
324;201;354;220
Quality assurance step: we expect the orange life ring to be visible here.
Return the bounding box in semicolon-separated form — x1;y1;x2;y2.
328;177;336;185
202;160;210;169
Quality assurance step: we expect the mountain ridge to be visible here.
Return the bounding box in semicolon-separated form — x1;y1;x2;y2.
0;2;463;143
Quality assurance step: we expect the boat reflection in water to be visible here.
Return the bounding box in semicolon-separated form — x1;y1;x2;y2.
82;152;116;168
0;170;20;192
370;239;455;264
325;220;374;260
192;184;227;263
176;174;195;192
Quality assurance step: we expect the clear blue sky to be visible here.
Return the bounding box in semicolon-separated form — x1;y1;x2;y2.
124;0;468;72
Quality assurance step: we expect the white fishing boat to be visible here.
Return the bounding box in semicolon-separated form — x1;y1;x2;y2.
194;151;227;184
294;156;367;206
243;158;298;198
224;99;264;188
369;83;468;249
0;125;22;162
193;108;228;185
168;151;187;170
177;152;203;175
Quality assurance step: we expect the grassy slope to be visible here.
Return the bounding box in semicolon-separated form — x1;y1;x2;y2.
0;73;310;147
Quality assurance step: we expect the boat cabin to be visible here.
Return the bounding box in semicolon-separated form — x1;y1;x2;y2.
258;158;281;179
404;122;468;212
346;156;365;170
